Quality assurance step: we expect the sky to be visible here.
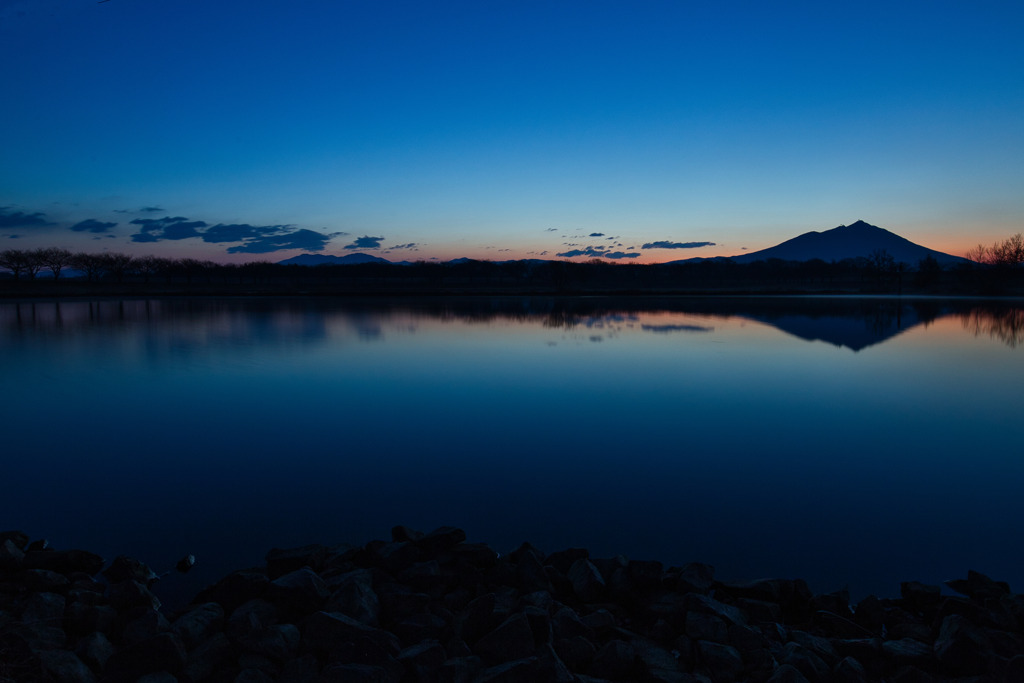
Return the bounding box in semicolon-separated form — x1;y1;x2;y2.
1;0;1022;264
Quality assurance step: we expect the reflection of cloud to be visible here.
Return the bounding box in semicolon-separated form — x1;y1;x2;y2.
344;235;385;250
642;241;716;249
70;219;118;233
641;324;714;333
589;232;605;237
0;206;53;229
589;335;603;342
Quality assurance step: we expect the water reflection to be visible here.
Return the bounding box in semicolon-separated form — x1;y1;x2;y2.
2;296;1021;351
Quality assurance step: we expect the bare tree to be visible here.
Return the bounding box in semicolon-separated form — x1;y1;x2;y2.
97;253;134;282
965;243;989;264
37;247;74;280
70;253;106;282
0;249;30;280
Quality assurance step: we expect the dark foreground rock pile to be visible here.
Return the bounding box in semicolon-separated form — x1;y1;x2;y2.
3;528;1024;683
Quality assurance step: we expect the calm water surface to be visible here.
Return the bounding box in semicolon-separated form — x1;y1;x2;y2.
1;296;1022;607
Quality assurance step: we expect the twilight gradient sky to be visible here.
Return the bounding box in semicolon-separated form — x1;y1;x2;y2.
1;0;1022;263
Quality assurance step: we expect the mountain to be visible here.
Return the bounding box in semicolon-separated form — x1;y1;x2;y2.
725;220;968;266
277;253;392;266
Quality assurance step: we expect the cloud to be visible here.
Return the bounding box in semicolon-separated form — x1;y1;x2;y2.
389;243;418;250
557;247;606;258
344;235;385;250
130;216;208;242
641;241;716;249
589;232;605;237
201;223;290;244
545;228;558;232
140;206;164;213
603;251;640;259
226;228;336;254
70;218;118;233
0;206;54;229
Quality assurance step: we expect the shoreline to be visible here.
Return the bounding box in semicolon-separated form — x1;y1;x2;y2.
2;528;1021;682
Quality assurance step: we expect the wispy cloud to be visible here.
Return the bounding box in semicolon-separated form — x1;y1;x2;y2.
589;232;605;237
641;240;716;249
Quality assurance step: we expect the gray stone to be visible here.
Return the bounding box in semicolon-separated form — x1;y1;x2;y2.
122;609;173;647
475;613;536;663
182;632;233;682
686;612;727;643
883;638;932;665
0;538;26;570
38;649;96;683
172;601;225;649
696;640;742;681
324;568;380;626
23;549;104;576
107;579;161;611
319;662;394;682
767;663;811;683
102;556;159;585
137;673;178;683
933;613;994;674
268;566;329;616
593;639;637;679
833;656;869;683
568;559;606;603
303;610;401;657
75;631;115;670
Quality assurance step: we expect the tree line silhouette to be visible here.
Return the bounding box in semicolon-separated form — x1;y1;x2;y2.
0;239;1021;295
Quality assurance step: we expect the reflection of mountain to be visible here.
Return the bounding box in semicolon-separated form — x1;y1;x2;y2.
1;296;1021;352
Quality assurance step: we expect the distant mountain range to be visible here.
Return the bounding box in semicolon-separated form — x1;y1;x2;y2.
278;221;968;267
670;220;967;266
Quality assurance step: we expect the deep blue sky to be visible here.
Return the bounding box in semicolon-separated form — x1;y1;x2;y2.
1;0;1021;262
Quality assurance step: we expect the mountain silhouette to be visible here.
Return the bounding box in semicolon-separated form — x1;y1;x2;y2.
726;220;968;265
277;253;393;266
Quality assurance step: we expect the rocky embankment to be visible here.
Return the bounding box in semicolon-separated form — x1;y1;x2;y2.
2;528;1023;683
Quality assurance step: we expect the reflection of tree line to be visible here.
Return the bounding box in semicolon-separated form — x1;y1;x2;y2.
960;308;1024;348
2;297;1022;350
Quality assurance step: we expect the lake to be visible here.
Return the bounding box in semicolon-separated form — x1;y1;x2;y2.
1;295;1021;609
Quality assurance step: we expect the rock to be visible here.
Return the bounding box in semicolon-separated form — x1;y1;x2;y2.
65;602;117;635
568;559;606;603
580;607;617;635
75;631;115;670
23;549;104;576
900;581;941;615
103;556;159;585
280;653;321;683
815;610;874;638
319;662;394;682
267;566;329;617
236;667;275;683
554;635;596;671
456;592;498;644
135;672;178;683
416;526;467;552
767;664;811;683
883;637;933;666
122;608;173;647
474;657;541;683
475;613;536;663
592;639;637;679
545;548;589;574
264;543;327;579
107;579;161;611
192;570;270;614
303;610;401;657
37;649;97;683
175;554;196;574
227;598;279;642
172;601;225;649
0;530;30;550
182;631;233;682
398;638;447;669
933;613;994;674
23;568;70;593
675;562;715;594
779;641;830;682
683;593;747;626
686;612;727;643
324;568;380;625
0;538;25;570
438;655;483;683
696;640;743;681
833;656;869;683
104;632;187;678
